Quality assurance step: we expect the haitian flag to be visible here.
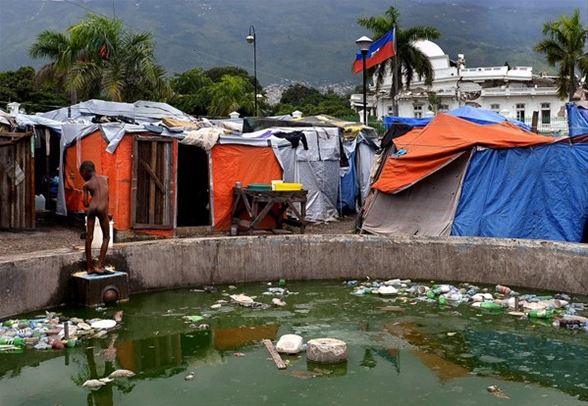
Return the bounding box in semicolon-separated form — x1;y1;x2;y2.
352;28;396;74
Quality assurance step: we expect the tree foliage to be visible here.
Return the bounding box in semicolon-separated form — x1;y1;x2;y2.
30;13;170;103
273;84;355;118
208;75;255;117
204;66;261;91
0;66;68;113
357;7;440;106
535;9;588;100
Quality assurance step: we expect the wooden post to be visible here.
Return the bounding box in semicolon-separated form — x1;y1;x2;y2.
531;111;539;133
262;339;287;370
149;141;157;224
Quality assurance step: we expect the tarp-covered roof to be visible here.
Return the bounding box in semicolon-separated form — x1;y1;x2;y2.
384;106;531;131
39;99;193;122
566;102;588;137
373;113;555;194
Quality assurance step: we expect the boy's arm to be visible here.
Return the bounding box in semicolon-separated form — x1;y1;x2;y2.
83;184;90;208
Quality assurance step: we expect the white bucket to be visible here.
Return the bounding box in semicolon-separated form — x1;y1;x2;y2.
85;217;114;249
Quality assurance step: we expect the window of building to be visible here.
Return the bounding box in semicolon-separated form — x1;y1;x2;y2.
516;103;525;122
490;103;500;112
541;102;551;125
414;105;423;118
439;104;449;112
387;105;393;114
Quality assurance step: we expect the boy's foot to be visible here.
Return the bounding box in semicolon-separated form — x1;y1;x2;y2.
94;266;105;274
86;267;95;274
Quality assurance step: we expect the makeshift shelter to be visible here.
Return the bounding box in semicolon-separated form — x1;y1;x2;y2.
383;106;531;131
62;126;178;237
566;102;588;137
361;113;588;242
243;115;380;217
0;130;35;229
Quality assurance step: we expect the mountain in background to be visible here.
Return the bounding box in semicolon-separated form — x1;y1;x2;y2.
0;0;586;85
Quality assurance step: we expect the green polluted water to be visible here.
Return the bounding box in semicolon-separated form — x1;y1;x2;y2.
1;280;588;405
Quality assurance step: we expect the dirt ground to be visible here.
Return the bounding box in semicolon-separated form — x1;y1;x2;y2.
0;215;358;258
0;223;83;258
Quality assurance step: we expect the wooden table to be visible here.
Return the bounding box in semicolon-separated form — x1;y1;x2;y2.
230;188;308;235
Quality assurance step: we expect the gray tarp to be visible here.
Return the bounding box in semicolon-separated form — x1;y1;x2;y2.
270;127;340;223
40;100;192;122
361;152;470;236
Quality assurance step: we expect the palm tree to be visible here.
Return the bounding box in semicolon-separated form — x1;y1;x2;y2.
29;31;81;103
30;13;170;103
357;7;440;114
208;75;255;117
535;9;588;101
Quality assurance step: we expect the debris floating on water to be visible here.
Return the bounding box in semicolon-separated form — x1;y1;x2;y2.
345;279;588;333
487;385;510;399
108;369;136;379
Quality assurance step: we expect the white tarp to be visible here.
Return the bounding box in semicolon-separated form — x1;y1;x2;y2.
39;99;192;122
269;126;340;223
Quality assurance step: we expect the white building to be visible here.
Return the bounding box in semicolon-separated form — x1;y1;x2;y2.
350;40;567;134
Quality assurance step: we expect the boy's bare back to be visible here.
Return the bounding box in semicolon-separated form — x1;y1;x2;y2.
84;175;109;214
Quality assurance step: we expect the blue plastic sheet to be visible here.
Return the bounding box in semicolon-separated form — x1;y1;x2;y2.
448;106;531;131
383;116;432;129
566;102;588;137
338;150;358;212
383;106;530;131
451;142;588;242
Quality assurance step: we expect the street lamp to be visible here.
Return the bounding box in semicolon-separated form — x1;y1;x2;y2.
356;36;373;125
246;25;258;116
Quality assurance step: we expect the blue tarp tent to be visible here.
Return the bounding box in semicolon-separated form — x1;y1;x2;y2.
383;116;432;129
338;150;358;212
566;102;588;137
384;106;530;131
447;106;532;131
451;142;588;242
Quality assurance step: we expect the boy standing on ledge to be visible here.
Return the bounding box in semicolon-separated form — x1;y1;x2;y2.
80;161;110;274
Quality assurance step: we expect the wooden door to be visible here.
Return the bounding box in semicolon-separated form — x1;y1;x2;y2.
0;133;34;230
131;137;173;229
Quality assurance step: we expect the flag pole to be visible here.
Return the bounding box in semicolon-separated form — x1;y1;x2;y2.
393;26;399;116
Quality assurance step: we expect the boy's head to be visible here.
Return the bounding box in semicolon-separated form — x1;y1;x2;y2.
79;161;96;181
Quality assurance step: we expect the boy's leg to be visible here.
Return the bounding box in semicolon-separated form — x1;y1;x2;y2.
85;214;96;273
95;212;110;273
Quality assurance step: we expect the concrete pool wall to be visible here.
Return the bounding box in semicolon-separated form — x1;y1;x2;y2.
1;235;587;319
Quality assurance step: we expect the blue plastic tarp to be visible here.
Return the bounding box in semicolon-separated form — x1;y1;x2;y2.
447;106;532;131
338;150;358;212
451;142;588;242
383;106;530;131
566;102;588;137
383;116;432;129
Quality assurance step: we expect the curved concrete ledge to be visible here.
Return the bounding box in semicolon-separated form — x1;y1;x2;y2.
1;235;587;319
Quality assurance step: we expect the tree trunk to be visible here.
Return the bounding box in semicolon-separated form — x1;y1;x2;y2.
568;64;576;102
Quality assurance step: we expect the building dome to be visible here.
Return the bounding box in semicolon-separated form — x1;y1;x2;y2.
412;40;446;58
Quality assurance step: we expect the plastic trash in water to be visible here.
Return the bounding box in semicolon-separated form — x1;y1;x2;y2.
479;302;504;311
495;285;512;295
528;309;554;319
183;315;204;323
377;286;398;296
276;334;304;354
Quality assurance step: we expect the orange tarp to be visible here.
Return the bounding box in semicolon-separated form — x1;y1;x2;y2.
373;113;555;194
211;144;283;230
64;131;134;230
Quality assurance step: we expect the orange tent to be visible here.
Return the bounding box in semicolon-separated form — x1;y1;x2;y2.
210;144;282;230
373;113;555;194
63;130;177;238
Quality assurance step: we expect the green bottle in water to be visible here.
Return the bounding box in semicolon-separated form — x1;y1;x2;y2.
0;337;25;347
528;309;554;319
480;302;503;311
